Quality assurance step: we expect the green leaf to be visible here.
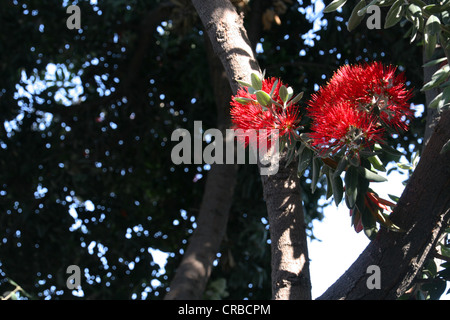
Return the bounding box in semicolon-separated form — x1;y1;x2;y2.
368;155;386;172
405;3;423;42
428;91;444;109
422;57;447;67
234;97;255;104
331;173;344;206
348;152;361;167
424;31;437;58
269;79;279;97
406;3;422;19
440;244;450;258
279;85;289;103
333;156;348;180
351;207;362;231
255;90;271;107
324;166;334;199
345;165;358;209
251;73;262;90
358;167;388;182
424;15;440;58
425;14;441;35
297;147;312;177
323;0;347;13
422;65;450;91
384;0;404;29
423;4;444;15
311;157;322;194
236;79;252;88
423;259;438;277
286;87;294;102
347;0;367;32
361;207;377;240
284;139;297;168
356;0;378;16
290;91;304;104
376;142;404;157
397;162;412;170
388;194;399;202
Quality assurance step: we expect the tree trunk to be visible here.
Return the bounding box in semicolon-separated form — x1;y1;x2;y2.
191;0;312;300
318;109;450;300
261;155;312;300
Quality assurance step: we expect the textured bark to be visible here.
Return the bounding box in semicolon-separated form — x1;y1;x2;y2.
192;0;312;300
318;110;450;300
261;155;312;300
191;0;260;93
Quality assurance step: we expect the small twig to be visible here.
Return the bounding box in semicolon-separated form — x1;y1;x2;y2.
433;251;450;263
1;285;22;300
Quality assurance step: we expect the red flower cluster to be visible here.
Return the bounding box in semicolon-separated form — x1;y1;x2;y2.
308;62;413;156
230;77;300;147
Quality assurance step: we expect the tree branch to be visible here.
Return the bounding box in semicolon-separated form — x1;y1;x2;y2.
318;110;450;300
164;34;238;300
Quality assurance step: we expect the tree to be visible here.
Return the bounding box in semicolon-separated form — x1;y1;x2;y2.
1;0;448;301
185;0;450;300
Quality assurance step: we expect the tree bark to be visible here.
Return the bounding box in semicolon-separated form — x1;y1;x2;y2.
191;0;312;300
261;155;312;300
318;110;450;300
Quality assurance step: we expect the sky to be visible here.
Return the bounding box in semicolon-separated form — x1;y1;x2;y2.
307;165;402;299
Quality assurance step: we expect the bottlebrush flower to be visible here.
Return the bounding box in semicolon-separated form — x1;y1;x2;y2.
308;62;413;155
360;62;414;132
230;77;301;147
309;100;385;156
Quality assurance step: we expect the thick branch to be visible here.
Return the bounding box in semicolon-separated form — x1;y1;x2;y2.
262;155;312;300
318;110;450;300
191;0;260;91
192;0;311;300
164;163;238;300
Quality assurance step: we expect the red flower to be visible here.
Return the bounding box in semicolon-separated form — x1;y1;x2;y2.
309;100;385;156
230;77;301;147
310;62;413;131
361;62;413;131
308;62;413;155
